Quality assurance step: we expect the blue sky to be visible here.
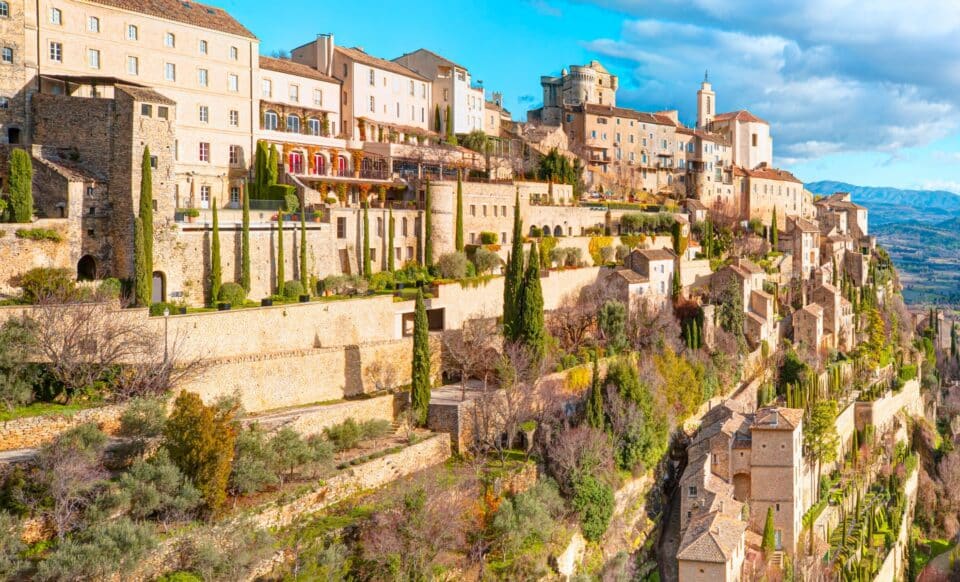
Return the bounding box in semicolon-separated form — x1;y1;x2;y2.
217;0;960;193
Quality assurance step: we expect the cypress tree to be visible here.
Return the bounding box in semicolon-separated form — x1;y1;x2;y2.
388;209;396;272
209;198;221;305
8;148;34;223
672;269;682;299
240;184;251;292
362;197;371;278
761;506;776;557
423;179;433;266
252;141;269;197
267;145;279;186
411;288;432;426
455;169;464;251
585;352;604;429
434;104;442;133
770;208;778;247
703;219;713;259
299;210;309;293
445;105;457;145
503;188;524;340
133;217;150;307
518;241;545;362
276;210;285;296
139;146;154;301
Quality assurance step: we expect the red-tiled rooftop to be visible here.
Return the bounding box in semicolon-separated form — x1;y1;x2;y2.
88;0;256;38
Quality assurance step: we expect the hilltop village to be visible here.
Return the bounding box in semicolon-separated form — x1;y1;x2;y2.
0;1;950;581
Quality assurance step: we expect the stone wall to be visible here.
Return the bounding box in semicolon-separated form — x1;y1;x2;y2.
874;468;918;582
0;404;126;451
0;219;76;296
246;394;397;437
854;379;922;434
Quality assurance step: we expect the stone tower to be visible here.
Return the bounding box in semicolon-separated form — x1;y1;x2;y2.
697;72;715;130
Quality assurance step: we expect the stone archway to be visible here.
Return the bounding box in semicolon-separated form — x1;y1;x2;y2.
553;225;563;237
733;472;751;502
151;271;166;304
77;255;97;281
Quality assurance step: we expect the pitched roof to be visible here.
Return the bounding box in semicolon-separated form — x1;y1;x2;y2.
87;0;255;38
753;407;804;431
791;217;820;232
610;268;649;285
686;198;708;211
728;258;763;277
259;56;339;84
582;104;676;126
677;511;747;563
635;248;676;262
337;46;430;81
115;84;175;105
393;48;467;72
738;165;803;184
676;126;730;145
713;110;769;125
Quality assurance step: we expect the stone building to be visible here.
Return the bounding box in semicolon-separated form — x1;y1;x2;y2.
0;0;37;147
528;60;618;126
709;110;773;171
393;48;484;135
782;216;821;281
623;247;675;297
811;282;854;352
734;164;805;228
711;258;776;349
793;303;825;352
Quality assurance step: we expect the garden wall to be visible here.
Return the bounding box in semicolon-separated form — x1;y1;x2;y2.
0;219;78;297
246;394;397;437
0;403;126;452
874;468;918;582
855;379;922;434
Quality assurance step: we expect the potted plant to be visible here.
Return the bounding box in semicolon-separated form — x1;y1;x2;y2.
182;208;200;223
312;210;324;222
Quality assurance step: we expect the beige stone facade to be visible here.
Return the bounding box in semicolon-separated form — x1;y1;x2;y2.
531;60;618;126
393;48;484;135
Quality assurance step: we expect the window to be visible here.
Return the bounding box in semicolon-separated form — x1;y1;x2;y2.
368;69;375;85
50;7;61;24
200;185;210;206
409;80;414;96
88;16;99;32
198;142;210;162
336;217;347;239
401;217;408;236
165;63;176;81
198;105;209;123
263;110;278;130
141;104;152;117
228;74;238;92
127;56;138;75
87;49;99;69
158;106;169;119
262;79;272;98
501;205;506;216
470;204;475;217
369;96;375;112
230;187;240;206
443;88;449;101
229;145;241;165
377;217;383;236
229;110;239;126
199;39;208;54
230;46;238;60
307;118;320;136
313;89;322;106
198;69;208;87
0;97;7;109
286;115;300;133
150;155;158;168
165;33;175;48
1;47;12;64
288;84;299;102
127;24;138;40
752;133;758;147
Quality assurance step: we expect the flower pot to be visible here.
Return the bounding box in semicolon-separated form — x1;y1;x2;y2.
299;294;310;303
217;302;231;311
178;307;188;315
261;298;273;307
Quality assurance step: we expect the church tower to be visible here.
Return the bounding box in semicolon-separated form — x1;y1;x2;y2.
697;72;715;129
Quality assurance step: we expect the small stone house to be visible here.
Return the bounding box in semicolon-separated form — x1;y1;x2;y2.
623;248;676;297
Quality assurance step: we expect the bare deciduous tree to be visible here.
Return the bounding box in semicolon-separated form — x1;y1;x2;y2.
441;317;499;401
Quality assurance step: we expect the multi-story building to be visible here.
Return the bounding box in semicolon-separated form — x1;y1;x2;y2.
696;75;773;170
393;48;484;135
291;34;432;144
0;0;38;147
528;60;618;126
735;165;805;228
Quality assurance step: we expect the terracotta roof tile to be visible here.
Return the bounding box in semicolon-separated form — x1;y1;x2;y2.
753;407;804;431
738;165;803;184
115;84;176;105
677;511;747;563
259;56;339;84
713;110;769;125
87;0;255;38
337;46;430;82
610;268;649;284
635;248;676;262
582;103;676;126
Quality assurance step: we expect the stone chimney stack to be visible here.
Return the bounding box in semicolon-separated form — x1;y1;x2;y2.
317;33;335;77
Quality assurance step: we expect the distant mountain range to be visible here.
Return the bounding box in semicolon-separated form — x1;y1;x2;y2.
805;181;960;306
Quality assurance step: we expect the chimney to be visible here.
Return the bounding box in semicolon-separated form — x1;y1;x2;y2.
317;33;334;77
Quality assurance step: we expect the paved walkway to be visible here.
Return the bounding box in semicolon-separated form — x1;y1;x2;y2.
658;478;681;582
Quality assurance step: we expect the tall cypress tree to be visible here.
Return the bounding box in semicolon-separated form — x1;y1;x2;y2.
267;145;279;186
300;210;309;293
209;198;221;305
672;269;682;299
240;184;251;292
387;209;396;272
411;288;432;426
761;507;776;557
8;148;33;223
139;146;154;301
455;169;464;252
276;210;285;296
585;352;604;429
252;141;269;198
445;105;457;145
770;208;779;247
503;188;524;341
423;179;434;266
434;104;442;133
518;241;545;362
133;217;149;307
362;197;372;278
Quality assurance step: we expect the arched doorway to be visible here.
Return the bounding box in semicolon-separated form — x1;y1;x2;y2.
7;127;20;145
553;225;563;237
77;255;97;281
733;473;751;502
152;271;166;304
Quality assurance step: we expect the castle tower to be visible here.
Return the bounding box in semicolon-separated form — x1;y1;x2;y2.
697;72;715;129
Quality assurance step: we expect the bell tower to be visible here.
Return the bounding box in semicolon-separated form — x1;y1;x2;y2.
697;71;715;129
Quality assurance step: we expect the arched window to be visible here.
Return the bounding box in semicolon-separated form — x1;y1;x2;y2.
286;115;300;133
553;225;563;237
313;154;325;175
307;118;320;136
0;2;9;18
263;110;278;131
337;155;347;176
77;255;97;281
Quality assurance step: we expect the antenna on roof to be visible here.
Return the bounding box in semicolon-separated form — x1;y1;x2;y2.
704;70;709;83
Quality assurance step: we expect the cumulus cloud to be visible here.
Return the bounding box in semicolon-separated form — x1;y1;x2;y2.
576;1;960;161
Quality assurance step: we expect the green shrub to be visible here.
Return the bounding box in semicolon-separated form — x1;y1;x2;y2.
360;418;392;440
530;226;543;238
157;573;203;582
176;524;275;582
322;274;369;296
268;427;333;484
369;271;395;292
149;302;179;316
229;424;277;496
0;319;36;411
15;228;62;243
18;267;76;303
323;418;391;452
479;231;498;244
97;278;122;300
0;512;25;579
436;252;468;279
282;279;305;299
116;448;202;522
473;248;501;274
490;478;565;559
34;518;156;581
218;282;247;306
118;397;167;443
572;474;614;542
